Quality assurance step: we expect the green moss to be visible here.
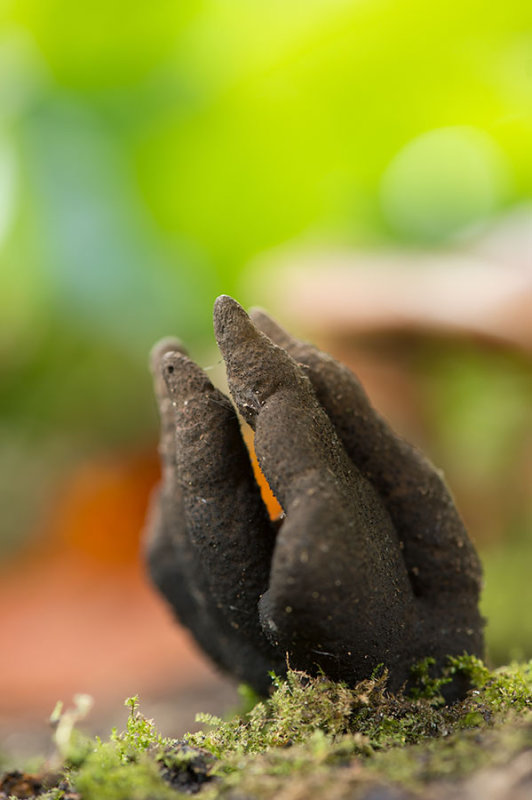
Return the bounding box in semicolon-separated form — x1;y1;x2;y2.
23;657;532;800
185;656;532;798
369;714;532;787
72;743;179;800
186;656;531;761
40;696;187;800
109;695;164;759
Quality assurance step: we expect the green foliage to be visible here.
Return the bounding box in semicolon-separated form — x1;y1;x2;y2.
408;657;452;702
190;658;532;798
4;0;532;430
73;743;178;800
50;694;95;768
187;656;532;764
25;657;532;800
43;694;182;799
187;668;370;758
108;696;164;760
447;653;492;688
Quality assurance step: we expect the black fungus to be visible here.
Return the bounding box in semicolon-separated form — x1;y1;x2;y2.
145;296;484;701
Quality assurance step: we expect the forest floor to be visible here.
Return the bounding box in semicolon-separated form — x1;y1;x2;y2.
1;656;531;800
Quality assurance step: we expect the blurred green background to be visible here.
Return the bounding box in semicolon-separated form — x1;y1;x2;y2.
0;0;531;673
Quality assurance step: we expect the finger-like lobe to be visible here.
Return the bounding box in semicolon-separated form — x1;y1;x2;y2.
250;309;483;610
215;297;416;683
161;350;278;651
146;340;283;690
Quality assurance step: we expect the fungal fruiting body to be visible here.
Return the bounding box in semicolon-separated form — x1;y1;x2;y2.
145;296;484;700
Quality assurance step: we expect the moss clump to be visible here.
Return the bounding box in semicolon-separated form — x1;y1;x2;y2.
369;714;532;787
21;657;532;800
68;743;178;800
39;696;214;800
183;656;532;798
186;656;531;758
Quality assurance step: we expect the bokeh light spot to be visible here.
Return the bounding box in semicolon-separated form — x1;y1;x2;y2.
380;126;511;242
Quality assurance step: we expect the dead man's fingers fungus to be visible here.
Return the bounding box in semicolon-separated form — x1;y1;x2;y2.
146;296;484;701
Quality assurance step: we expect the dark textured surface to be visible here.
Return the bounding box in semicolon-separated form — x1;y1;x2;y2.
145;296;484;699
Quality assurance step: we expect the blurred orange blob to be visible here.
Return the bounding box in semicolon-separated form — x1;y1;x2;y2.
47;450;161;567
0;448;200;719
0;433;283;721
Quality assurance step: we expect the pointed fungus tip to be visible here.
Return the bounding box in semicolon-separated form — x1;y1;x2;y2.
149;337;187;375
160;350;214;400
213;294;247;320
213;295;258;353
160;350;186;387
